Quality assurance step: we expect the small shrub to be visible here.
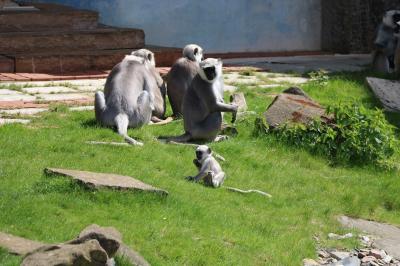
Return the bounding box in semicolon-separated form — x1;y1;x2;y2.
307;69;329;86
255;104;397;168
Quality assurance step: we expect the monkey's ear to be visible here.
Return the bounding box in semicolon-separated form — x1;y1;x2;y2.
207;147;211;154
194;48;198;55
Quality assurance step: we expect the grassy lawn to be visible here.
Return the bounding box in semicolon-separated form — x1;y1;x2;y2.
0;71;399;265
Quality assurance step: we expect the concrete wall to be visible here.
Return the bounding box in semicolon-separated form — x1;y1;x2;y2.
31;0;322;53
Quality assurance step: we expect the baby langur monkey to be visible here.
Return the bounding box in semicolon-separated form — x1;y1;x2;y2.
186;145;225;188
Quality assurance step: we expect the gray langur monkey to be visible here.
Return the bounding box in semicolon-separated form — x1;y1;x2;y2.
373;10;400;73
168;58;237;143
95;49;166;146
131;49;167;122
186;145;225;187
167;44;204;117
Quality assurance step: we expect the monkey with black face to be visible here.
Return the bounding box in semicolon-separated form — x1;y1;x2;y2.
187;145;225;187
168;58;237;143
373;10;400;73
95;49;165;146
167;44;203;117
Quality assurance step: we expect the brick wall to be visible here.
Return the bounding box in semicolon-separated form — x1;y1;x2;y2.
322;0;400;53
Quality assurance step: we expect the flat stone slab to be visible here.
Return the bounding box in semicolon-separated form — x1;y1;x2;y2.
0;94;36;102
35;93;91;102
269;76;309;84
224;85;237;92
76;86;101;92
339;216;400;259
45;168;168;195
0;108;47;115
21;86;77;94
264;93;329;128
230;92;247;112
0;232;45;256
0;118;30;125
366;77;400;112
0;89;22;95
224;72;260;85
70;106;94;111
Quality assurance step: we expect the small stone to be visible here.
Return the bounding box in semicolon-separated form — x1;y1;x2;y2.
318;250;331;258
330;251;351;260
382;255;392;263
74;224;122;258
230;92;247;112
328;256;361;266
361;256;377;263
303;258;320;266
369;249;386;260
328;233;340;239
21;239;108;266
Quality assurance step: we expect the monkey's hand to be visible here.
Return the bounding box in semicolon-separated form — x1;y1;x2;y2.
193;159;201;169
231;105;238;124
186;176;195;181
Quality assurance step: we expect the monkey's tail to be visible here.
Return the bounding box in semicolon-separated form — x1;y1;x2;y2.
223;186;272;198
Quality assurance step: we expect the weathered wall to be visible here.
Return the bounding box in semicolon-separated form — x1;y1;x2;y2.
322;0;400;53
28;0;322;53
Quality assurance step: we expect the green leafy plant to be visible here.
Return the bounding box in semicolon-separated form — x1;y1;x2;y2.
308;69;329;86
255;104;397;168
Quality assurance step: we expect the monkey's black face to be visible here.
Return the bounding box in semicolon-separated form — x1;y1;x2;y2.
196;150;203;160
394;14;400;25
203;66;216;81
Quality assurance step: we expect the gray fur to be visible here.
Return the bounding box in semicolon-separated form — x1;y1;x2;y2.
95;50;165;145
177;58;237;142
187;145;225;187
167;44;203;117
373;10;400;72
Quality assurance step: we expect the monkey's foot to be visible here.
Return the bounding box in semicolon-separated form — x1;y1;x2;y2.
203;172;215;187
150;116;174;125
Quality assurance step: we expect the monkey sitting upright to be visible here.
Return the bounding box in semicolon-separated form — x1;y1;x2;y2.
95;49;166;146
167;58;237;143
167;44;204;117
373;10;400;73
187;145;225;188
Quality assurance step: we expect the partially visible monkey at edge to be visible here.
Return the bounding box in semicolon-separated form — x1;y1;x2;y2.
374;10;400;72
167;44;204;117
95;49;166;146
167;58;237;143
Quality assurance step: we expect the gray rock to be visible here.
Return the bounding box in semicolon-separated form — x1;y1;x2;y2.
264;93;331;128
230;92;248;112
21;239;108;266
117;243;151;266
0;232;45;256
366;77;400;113
303;258;320;266
339;216;400;260
45;168;168;196
282;87;311;99
328;256;360;266
329;251;351;260
73;224;122;258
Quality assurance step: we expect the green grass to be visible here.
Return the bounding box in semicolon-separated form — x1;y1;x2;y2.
0;71;399;265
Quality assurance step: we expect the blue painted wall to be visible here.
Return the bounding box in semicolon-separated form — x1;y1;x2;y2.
31;0;321;53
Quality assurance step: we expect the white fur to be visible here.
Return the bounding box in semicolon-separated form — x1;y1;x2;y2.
123;55;145;63
131;49;156;67
383;10;400;28
196;145;212;163
198;58;223;84
183;44;203;63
